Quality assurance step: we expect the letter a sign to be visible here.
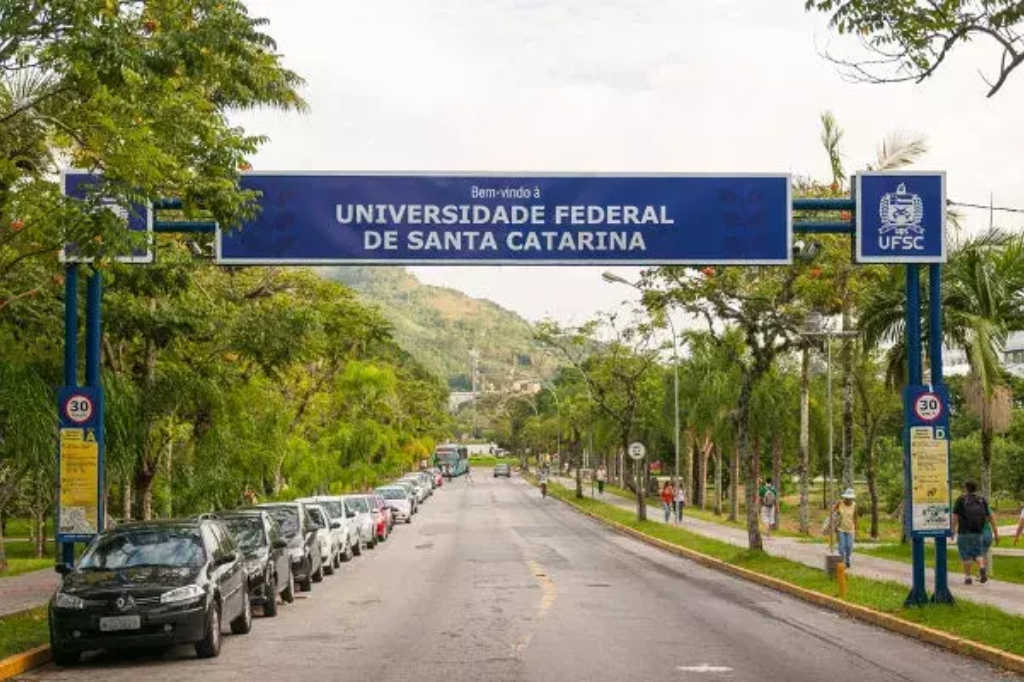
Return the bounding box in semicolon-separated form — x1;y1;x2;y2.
855;171;946;264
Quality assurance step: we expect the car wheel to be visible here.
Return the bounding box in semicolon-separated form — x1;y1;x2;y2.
406;515;413;524
324;555;335;576
312;559;324;583
281;569;296;604
332;550;341;569
263;574;279;617
195;602;221;659
341;541;353;562
52;648;80;667
353;538;363;556
230;592;252;635
299;557;313;592
368;535;377;549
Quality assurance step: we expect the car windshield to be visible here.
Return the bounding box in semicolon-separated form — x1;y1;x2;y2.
224;517;265;552
78;528;206;570
377;488;406;500
346;497;369;514
262;507;299;537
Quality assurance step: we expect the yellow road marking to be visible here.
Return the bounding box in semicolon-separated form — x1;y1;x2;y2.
514;561;557;656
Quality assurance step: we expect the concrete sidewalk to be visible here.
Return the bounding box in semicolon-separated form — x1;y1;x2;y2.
553;476;1024;618
0;567;58;617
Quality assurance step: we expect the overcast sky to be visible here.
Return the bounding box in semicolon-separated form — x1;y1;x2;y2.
233;0;1024;326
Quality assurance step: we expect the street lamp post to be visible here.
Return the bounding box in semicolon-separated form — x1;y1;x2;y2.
800;315;858;558
602;272;683;496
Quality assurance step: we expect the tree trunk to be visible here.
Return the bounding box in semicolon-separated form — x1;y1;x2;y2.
799;346;811;534
865;428;879;539
714;446;723;516
627;434;646;521
737;375;763;551
981;424;993;501
771;433;782;531
700;437;712;511
135;469;156;521
841;311;855;491
573;426;583;499
729;445;740;523
33;503;44;559
0;508;6;572
751;435;761;488
122;479;132;521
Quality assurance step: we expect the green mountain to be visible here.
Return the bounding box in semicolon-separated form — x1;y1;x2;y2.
321;267;558;390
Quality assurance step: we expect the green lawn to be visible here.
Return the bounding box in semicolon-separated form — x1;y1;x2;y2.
862;542;1024;585
468;456;519;468
546;480;1024;658
0;558;53;579
0;607;48;660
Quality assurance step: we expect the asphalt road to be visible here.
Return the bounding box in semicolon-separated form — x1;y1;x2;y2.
20;472;1021;682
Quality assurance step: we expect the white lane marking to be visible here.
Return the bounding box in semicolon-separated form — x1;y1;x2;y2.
677;664;733;673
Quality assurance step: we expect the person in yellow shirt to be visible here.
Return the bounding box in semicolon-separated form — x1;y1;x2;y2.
834;488;858;568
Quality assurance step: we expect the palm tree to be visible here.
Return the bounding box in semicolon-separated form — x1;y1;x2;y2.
860;231;1024;499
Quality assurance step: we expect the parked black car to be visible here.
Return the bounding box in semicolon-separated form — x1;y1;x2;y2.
215;510;293;616
49;518;251;665
254;502;324;592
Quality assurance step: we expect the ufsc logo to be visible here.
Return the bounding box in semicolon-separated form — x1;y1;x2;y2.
878;183;925;251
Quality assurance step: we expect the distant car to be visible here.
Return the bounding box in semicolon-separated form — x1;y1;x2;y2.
376;486;413;524
216;510;294;617
256;502;324;592
49;518;251;665
297;495;356;563
494;463;511;478
392;480;419;514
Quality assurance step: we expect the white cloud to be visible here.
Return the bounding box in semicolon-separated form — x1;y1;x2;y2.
234;0;1024;322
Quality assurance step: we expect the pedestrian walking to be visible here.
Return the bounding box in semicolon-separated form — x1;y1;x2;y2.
596;464;607;496
952;480;1000;584
660;481;675;524
758;478;778;538
833;488;857;568
674;483;687;524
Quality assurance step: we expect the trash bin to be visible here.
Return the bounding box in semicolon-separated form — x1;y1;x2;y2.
825;553;844;578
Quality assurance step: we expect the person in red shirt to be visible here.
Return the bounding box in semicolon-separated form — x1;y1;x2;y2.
660;481;676;524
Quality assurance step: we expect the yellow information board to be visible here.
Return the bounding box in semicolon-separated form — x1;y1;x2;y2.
910;426;951;532
59;428;99;535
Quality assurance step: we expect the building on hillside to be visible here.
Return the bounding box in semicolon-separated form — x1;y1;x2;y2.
448;391;479;412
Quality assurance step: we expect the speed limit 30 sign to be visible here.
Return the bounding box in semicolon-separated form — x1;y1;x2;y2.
913;392;944;422
63;393;95;424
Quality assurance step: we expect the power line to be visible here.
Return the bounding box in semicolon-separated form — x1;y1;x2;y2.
947;199;1024;215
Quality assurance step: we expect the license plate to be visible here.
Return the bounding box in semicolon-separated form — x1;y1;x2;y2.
99;615;141;632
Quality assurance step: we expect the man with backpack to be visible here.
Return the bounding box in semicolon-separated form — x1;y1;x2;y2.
952;480;1000;584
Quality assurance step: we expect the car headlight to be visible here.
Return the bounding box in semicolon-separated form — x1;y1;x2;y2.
244;560;263;578
55;592;85;610
160;584;204;605
289;547;304;562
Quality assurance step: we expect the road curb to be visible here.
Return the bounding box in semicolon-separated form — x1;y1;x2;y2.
0;645;50;681
547;487;1024;676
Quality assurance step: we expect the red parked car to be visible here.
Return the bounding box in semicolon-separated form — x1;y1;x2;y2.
369;495;392;540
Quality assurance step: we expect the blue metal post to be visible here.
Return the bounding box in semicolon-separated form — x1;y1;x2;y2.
929;264;954;604
904;264;929;606
86;270;105;533
61;265;79;567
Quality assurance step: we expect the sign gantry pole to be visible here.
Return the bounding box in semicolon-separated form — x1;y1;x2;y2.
904;264;929;607
930;263;954;605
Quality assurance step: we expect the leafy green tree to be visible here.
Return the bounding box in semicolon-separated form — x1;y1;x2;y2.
860;232;1024;499
0;0;305;300
805;0;1024;97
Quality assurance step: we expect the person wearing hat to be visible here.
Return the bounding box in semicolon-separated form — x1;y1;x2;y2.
833;488;858;568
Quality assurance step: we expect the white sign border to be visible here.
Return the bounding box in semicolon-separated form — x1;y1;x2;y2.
59;169;155;265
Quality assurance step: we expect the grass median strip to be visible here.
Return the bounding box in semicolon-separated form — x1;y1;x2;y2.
547;481;1024;658
863;542;1024;586
0;607;48;662
0;558;53;580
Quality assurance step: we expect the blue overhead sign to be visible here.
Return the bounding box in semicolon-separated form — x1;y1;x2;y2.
856;171;946;264
61;170;154;264
216;173;792;265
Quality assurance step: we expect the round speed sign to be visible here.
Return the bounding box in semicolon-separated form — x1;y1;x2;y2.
913;392;944;423
63;393;94;424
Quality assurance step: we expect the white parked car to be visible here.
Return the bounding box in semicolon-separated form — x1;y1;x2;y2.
339;495;377;551
399;477;428;504
376;486;413;524
297;496;355;563
301;503;338;576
